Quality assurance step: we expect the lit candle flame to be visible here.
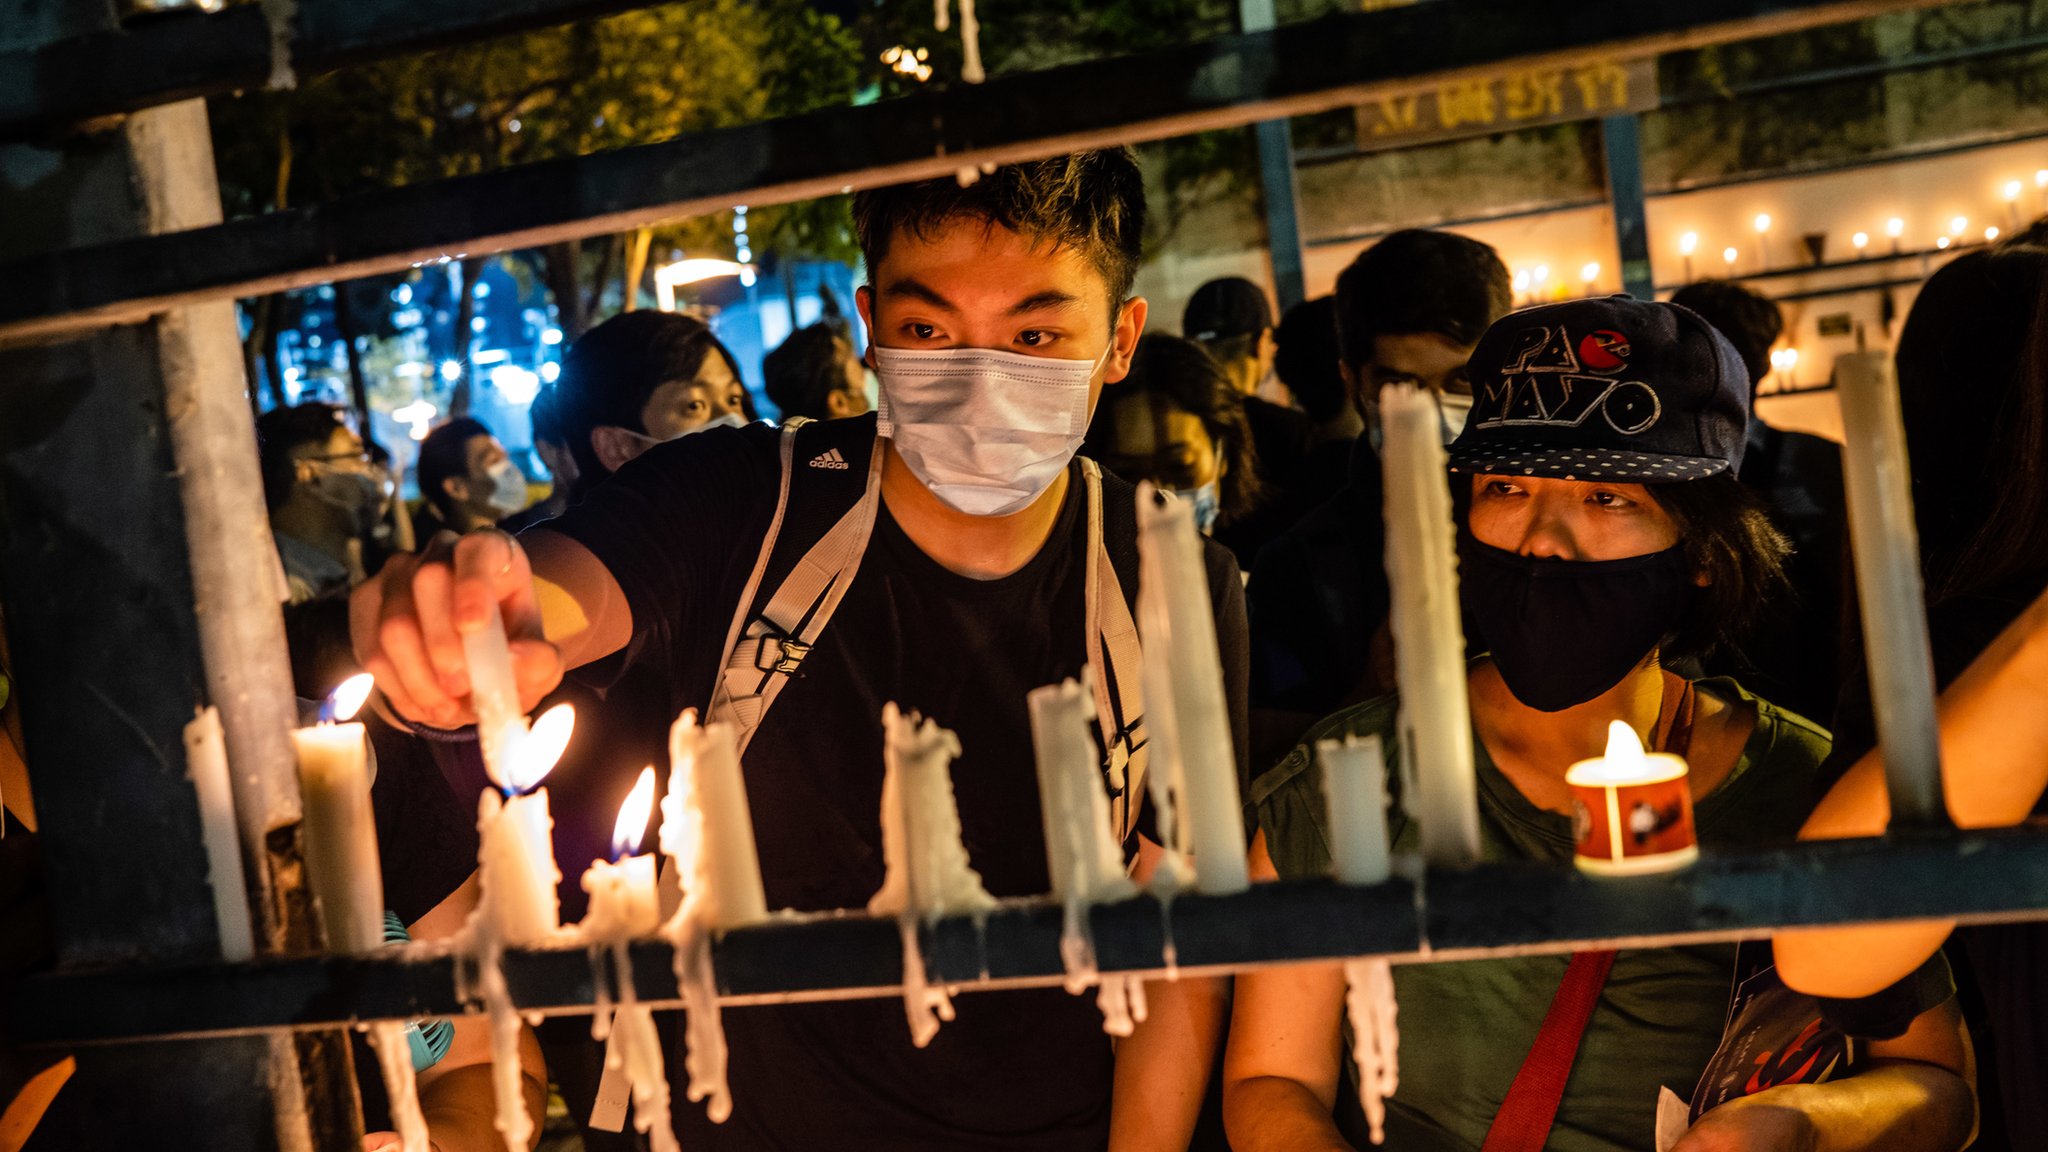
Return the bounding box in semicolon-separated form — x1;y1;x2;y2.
1887;217;1905;239
1580;261;1601;284
1678;232;1698;256
2005;180;2024;203
1602;719;1647;780
1852;231;1869;250
1753;213;1771;234
1949;216;1969;237
611;766;657;860
506;703;574;795
323;673;375;725
1722;247;1739;266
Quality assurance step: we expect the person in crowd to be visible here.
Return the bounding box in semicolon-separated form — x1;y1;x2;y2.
763;322;872;422
1184;276;1311;477
259;402;390;606
1271;295;1360;512
551;311;751;492
1671;279;1845;724
500;382;574;532
1244;230;1511;766
1776;238;2048;1152
350;150;1247;1152
1085;333;1263;553
1225;297;1974;1152
413;417;531;538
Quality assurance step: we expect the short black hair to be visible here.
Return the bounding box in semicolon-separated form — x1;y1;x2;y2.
1275;296;1347;424
416;417;495;517
1084;334;1263;526
554;311;745;480
1334;230;1511;368
1669;280;1783;394
853;150;1147;308
255;402;350;512
763;324;849;422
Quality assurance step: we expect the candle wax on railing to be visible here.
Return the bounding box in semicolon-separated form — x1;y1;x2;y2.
1834;351;1946;828
367;1019;430;1152
1029;674;1144;1033
1378;384;1482;867
1318;735;1392;886
582;771;678;1152
1135;484;1250;896
183;706;254;962
871;703;995;1047
1344;958;1400;1146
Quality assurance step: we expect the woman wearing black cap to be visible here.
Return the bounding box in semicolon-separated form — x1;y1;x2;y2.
1222;298;1975;1152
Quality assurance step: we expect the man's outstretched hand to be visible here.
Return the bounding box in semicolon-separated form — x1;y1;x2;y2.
350;530;563;728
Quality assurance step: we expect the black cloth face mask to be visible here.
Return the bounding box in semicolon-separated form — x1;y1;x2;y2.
1457;536;1694;713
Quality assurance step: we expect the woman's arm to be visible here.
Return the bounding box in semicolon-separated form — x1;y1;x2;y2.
1673;999;1975;1152
1219;833;1353;1152
365;873;549;1152
1775;584;2048;998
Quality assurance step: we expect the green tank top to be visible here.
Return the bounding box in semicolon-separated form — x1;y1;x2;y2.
1248;679;1830;1152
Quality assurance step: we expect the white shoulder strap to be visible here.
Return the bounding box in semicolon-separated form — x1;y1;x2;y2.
1080;459;1149;846
710;428;886;754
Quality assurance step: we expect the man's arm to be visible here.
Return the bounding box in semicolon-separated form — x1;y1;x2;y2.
1775;583;2048;998
350;529;630;727
1219;833;1352;1152
1673;999;1975;1152
363;873;549;1152
1109;836;1226;1152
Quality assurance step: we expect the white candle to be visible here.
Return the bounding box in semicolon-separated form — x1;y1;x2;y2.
1029;673;1138;907
581;766;677;1152
1317;735;1391;886
658;710;766;1125
1029;674;1143;1033
1834;351;1946;827
583;766;662;941
870;703;995;1047
295;673;384;953
1135;484;1250;895
183;705;253;962
478;703;572;946
662;712;767;932
464;600;527;790
1378;384;1483;867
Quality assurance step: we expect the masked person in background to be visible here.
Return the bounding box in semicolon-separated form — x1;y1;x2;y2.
412;417;532;538
1084;332;1264;554
546;311;752;494
258;402;392;606
1243;230;1512;767
350;150;1249;1152
1225;298;1974;1152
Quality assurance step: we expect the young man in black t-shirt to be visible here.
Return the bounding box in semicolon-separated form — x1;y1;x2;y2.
353;150;1249;1152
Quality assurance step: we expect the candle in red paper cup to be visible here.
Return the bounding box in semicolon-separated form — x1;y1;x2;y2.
1566;721;1697;875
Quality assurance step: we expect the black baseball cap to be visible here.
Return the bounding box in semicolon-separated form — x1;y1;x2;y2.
1447;296;1748;482
1183;277;1274;343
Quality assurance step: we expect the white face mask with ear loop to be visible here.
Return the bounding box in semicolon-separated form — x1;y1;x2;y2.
874;343;1110;518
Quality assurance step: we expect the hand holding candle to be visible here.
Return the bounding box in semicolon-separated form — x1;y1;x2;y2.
1566;721;1698;875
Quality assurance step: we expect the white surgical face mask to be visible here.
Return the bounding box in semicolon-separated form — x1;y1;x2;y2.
1438;391;1473;445
874;344;1105;518
485;459;528;515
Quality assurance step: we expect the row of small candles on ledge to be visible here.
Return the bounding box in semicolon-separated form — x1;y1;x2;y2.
1508;168;2048;300
177;350;1941;1149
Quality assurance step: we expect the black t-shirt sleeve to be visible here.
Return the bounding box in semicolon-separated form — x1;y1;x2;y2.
538;423;781;679
365;714;479;927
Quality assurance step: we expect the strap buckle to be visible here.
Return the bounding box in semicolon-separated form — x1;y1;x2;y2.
750;630;812;677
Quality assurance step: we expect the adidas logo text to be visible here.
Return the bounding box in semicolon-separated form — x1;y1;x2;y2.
809;448;850;470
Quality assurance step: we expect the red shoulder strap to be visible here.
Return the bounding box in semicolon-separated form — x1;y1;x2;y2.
1480;949;1619;1152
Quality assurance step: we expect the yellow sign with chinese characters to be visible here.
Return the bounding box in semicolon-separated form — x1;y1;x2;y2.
1353;57;1656;148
